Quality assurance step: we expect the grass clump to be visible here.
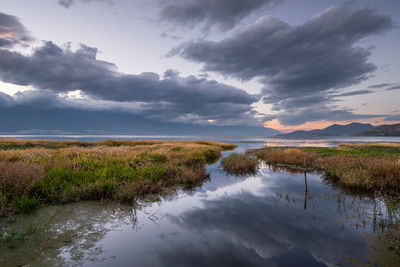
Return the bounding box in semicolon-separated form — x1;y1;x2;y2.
221;153;259;176
0;139;235;216
252;145;400;194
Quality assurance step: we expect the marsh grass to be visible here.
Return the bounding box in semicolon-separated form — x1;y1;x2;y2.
221;153;259;176
252;146;400;193
0;140;235;216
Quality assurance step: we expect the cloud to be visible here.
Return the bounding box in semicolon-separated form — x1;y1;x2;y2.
269;104;378;126
57;0;112;8
160;32;182;40
158;0;282;31
0;12;32;48
171;6;393;125
386;85;400;91
0;41;262;125
332;90;374;97
367;83;400;91
368;83;394;89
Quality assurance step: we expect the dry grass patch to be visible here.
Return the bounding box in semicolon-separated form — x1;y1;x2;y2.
0;162;45;197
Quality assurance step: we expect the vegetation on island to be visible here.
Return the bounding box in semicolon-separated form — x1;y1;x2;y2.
0;139;235;217
221;153;259;176
251;143;400;194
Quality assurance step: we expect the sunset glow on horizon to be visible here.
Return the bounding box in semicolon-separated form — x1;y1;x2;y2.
265;117;400;133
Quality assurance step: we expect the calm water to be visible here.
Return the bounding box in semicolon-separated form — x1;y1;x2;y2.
1;136;399;266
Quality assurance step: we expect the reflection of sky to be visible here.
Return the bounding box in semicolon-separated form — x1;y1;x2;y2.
159;172;369;267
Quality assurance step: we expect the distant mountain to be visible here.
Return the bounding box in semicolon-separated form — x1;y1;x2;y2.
358;124;400;136
276;123;375;138
0;106;279;136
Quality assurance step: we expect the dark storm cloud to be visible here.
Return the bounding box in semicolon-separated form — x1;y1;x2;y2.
0;41;261;125
12;90;69;109
57;0;112;8
159;0;282;31
0;12;32;48
0;91;14;107
171;6;393;125
0;89;85;110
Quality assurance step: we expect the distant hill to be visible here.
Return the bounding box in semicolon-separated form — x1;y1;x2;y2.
0;106;279;136
358;124;400;136
276;123;375;138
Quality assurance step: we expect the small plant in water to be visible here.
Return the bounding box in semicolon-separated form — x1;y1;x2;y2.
0;208;62;249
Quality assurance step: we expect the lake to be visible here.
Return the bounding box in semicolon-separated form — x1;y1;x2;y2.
1;136;399;266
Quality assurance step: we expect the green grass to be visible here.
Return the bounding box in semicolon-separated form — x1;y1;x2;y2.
0;140;235;216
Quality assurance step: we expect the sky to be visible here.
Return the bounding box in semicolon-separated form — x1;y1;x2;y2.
0;0;399;132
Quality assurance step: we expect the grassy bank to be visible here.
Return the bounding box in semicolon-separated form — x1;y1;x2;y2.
221;153;259;176
252;143;400;193
0;139;235;216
